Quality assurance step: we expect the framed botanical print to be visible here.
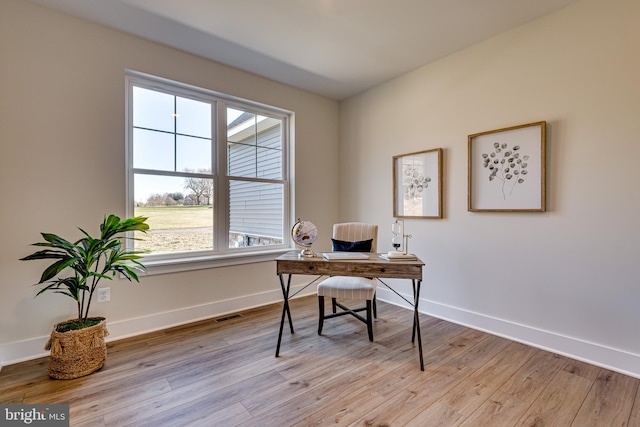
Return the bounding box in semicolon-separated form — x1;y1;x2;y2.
393;148;443;219
468;121;546;212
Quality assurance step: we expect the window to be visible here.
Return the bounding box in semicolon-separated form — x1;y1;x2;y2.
126;71;291;269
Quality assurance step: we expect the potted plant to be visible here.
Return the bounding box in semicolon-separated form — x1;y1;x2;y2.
21;214;149;379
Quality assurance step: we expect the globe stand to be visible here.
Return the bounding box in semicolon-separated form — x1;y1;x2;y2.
299;246;315;258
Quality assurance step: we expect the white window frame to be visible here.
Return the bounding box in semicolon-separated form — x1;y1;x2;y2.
125;70;293;274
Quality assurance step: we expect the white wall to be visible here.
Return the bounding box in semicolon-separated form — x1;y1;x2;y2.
0;0;340;366
340;0;640;377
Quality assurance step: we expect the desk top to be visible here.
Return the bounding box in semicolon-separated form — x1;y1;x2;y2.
275;252;424;280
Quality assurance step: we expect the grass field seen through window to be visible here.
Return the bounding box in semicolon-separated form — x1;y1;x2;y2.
135;206;213;229
134;206;213;254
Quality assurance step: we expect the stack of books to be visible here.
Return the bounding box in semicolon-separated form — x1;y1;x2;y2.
379;252;417;261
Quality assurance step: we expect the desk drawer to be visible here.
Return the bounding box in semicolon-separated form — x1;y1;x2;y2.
347;263;422;279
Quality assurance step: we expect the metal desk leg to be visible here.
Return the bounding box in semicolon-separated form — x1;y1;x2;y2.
412;280;418;343
276;273;294;357
412;279;424;371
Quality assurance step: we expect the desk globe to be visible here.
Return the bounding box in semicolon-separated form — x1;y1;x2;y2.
291;219;317;257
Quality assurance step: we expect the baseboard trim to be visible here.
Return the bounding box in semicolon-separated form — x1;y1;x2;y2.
4;286;638;380
0;284;315;367
376;287;640;379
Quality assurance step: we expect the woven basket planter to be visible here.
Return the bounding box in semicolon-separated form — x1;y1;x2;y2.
44;317;109;380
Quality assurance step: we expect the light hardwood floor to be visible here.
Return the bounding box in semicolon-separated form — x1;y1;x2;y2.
1;296;639;426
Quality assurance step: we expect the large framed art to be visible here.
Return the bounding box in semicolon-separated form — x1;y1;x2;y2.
393;148;443;219
468;121;546;212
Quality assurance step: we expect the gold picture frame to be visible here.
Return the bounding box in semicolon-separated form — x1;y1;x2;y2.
468;121;546;212
393;148;443;219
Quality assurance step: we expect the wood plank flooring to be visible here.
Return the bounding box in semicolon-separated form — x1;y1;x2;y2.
1;296;638;426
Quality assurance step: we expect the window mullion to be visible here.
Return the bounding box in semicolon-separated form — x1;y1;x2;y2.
125;80;135;225
282;115;291;240
215;101;229;251
173;96;178;172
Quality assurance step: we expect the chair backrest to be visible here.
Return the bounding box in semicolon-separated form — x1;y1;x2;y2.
332;223;378;253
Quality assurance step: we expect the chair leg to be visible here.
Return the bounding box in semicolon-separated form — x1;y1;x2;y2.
331;297;337;314
318;296;324;335
366;300;374;341
373;293;377;319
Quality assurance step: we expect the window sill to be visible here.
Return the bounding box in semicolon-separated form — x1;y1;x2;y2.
140;248;294;276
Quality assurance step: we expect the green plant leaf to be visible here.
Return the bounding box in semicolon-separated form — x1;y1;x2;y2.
41;233;75;248
115;264;141;282
20;249;67;261
39;257;78;283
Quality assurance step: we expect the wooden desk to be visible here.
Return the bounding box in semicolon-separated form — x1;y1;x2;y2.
274;252;426;370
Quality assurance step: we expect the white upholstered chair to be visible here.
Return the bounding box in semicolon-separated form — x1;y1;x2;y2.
317;223;378;341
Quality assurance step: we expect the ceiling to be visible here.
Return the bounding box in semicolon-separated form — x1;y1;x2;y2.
29;0;578;100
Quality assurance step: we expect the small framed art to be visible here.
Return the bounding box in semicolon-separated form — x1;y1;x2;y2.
468;121;546;212
393;148;443;219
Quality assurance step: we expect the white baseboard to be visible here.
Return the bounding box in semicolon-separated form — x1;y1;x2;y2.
375;287;640;379
0;284;315;367
3;285;638;380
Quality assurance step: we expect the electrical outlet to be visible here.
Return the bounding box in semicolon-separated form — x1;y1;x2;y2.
97;287;110;303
